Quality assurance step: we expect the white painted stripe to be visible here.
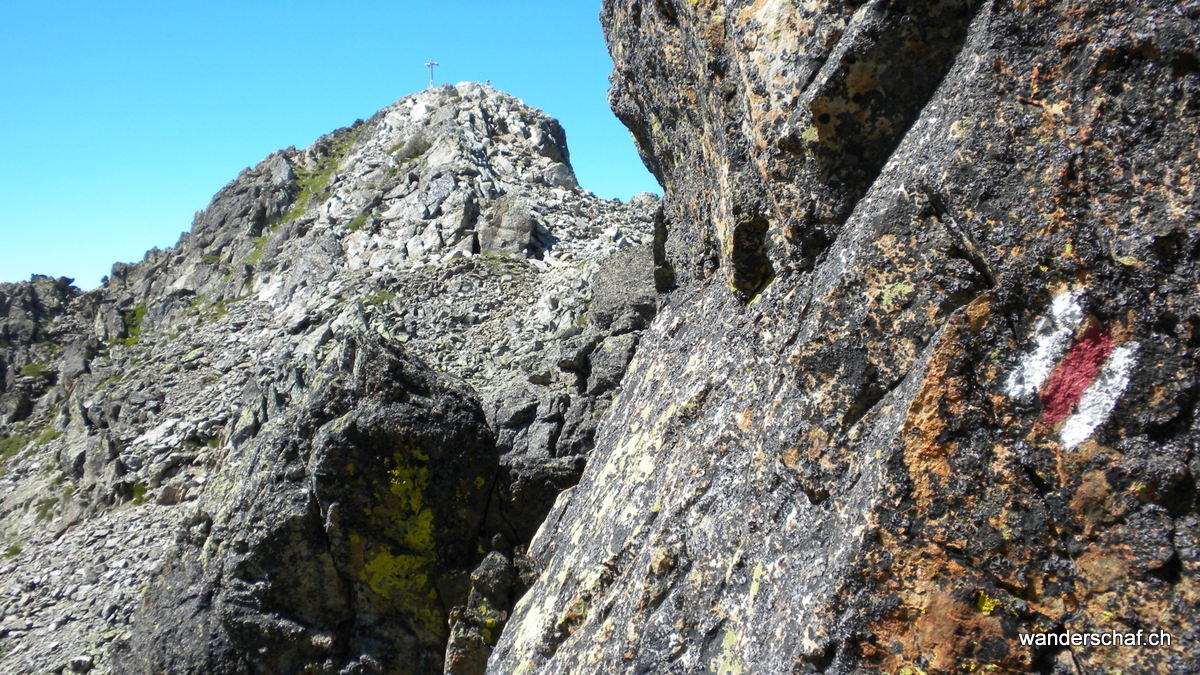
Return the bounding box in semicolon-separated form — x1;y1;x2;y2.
1005;290;1085;398
1059;342;1140;449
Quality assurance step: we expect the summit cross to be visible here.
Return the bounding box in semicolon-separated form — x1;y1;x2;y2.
425;60;440;88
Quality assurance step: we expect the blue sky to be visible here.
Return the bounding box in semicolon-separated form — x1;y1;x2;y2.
0;1;659;290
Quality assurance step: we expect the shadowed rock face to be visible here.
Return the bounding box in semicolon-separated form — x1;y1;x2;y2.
491;1;1199;673
0;277;81;423
119;336;497;673
605;0;984;297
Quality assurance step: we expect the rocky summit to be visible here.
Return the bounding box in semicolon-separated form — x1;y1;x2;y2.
2;1;1199;674
0;82;659;673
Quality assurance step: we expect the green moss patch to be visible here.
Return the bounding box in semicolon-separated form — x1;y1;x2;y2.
0;435;31;462
881;281;915;308
35;428;62;445
244;234;268;265
363;289;396;306
19;362;47;378
390;135;432;163
116;304;147;346
347;212;370;232
281;129;359;223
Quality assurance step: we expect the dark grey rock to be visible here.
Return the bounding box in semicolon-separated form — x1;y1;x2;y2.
120;335;497;673
541;163;576;189
586;244;657;333
586;333;638;396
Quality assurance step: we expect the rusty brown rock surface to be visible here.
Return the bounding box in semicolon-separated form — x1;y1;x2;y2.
491;1;1199;672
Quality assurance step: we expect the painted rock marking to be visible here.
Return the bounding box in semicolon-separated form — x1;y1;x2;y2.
1006;290;1139;449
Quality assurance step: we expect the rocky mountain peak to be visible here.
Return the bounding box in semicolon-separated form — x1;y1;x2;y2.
0;83;660;673
105;83;633;331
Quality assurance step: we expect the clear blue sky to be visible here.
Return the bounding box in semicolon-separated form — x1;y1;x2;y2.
0;1;659;290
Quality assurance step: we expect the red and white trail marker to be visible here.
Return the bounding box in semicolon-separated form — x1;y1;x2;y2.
1005;290;1139;449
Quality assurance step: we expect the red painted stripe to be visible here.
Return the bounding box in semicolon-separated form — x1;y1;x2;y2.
1040;324;1116;425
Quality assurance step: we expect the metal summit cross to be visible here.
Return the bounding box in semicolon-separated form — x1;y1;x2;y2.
425;59;439;88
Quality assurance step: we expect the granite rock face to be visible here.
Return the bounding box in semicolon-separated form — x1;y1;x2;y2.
0;83;658;673
492;1;1199;673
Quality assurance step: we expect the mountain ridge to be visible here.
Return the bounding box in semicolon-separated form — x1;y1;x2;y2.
0;82;661;673
489;1;1200;672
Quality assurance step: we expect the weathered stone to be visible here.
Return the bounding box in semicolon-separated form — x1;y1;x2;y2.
586;243;658;335
60;338;98;384
541;163;576;189
585;333;638;396
443;551;515;673
479;196;536;255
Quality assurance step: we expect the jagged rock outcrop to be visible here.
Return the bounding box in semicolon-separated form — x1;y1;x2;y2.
0;83;658;673
0;277;81;424
492;1;1198;673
